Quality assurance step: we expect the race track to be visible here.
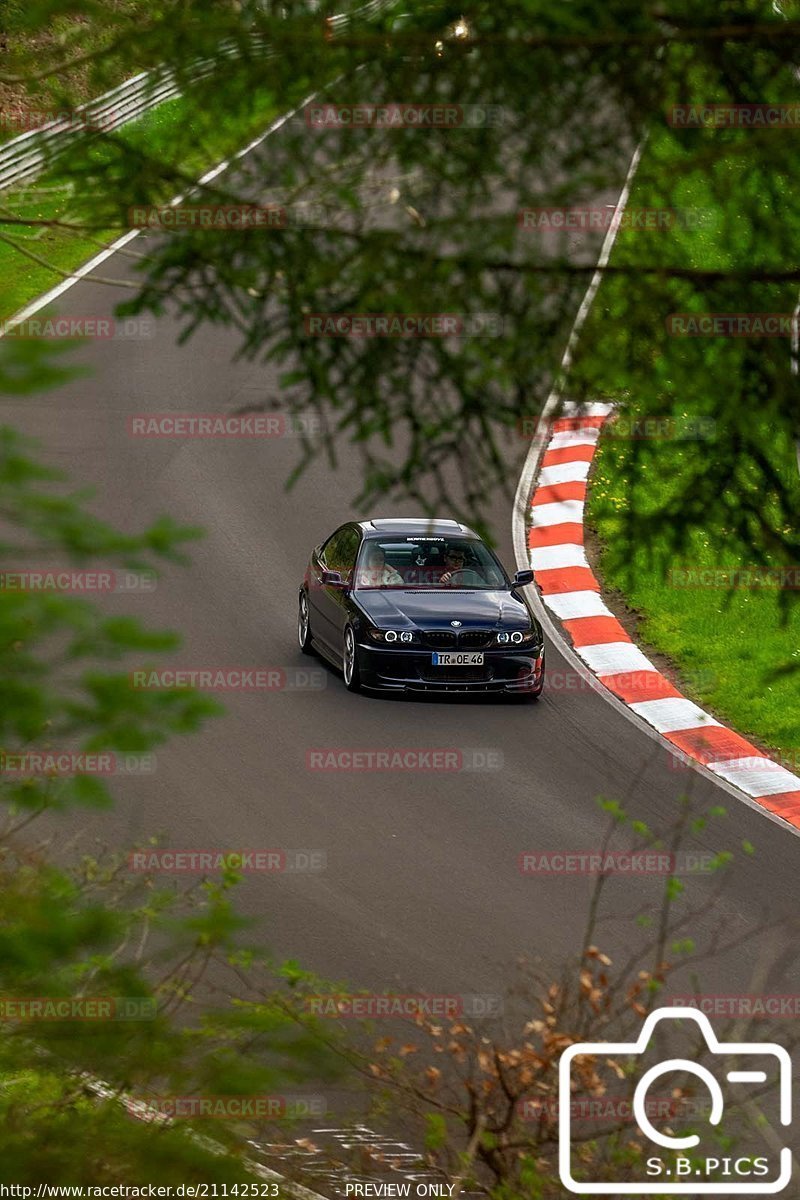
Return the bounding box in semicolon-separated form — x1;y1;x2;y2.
6;106;800;1024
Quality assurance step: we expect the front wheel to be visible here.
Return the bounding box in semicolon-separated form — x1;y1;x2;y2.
298;590;314;655
343;625;362;693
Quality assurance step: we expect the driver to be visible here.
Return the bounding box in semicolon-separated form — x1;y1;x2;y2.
439;545;484;586
357;544;403;588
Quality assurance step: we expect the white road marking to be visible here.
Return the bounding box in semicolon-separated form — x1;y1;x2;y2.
537;460;591;486
529;543;589;570
628;697;720;734
543;590;612;620
529;498;585;527
706;758;800;798
577;642;655;676
547;427;600;450
561;401;615;418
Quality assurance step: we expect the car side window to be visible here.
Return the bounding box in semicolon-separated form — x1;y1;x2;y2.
334;527;361;581
320;529;345;570
321;526;361;581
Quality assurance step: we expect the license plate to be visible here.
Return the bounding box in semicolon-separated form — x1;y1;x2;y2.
431;652;484;667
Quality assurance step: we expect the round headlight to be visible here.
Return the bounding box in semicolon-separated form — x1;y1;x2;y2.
385;630;398;643
399;631;413;643
511;631;524;644
496;632;510;644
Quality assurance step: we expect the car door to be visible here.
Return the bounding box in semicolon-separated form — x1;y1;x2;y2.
325;525;362;656
308;527;344;651
309;525;361;652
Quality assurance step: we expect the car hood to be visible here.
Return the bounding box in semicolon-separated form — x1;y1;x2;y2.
354;588;533;630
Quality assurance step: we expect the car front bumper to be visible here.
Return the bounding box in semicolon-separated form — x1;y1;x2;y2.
356;642;545;695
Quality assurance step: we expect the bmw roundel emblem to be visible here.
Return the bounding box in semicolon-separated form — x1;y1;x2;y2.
450;620;462;627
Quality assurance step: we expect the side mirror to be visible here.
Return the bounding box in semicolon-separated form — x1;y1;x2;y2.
321;569;348;589
511;569;534;589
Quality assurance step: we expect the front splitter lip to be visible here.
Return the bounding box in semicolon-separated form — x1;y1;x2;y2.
362;686;537;696
362;682;543;696
361;667;544;696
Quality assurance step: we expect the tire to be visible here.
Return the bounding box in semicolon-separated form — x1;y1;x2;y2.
298;590;315;656
342;624;362;693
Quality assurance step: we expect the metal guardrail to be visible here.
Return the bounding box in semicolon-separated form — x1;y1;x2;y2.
0;35;271;192
0;69;182;190
0;0;396;193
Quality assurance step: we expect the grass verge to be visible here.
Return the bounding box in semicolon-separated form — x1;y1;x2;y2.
0;88;279;318
588;419;800;762
582;113;800;762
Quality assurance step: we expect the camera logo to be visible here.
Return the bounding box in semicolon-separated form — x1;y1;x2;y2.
558;1006;792;1193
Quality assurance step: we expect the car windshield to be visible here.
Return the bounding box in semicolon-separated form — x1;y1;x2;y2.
354;537;508;590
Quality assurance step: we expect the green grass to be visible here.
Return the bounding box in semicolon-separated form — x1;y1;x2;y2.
588;424;800;761
583;117;800;762
0;89;279;319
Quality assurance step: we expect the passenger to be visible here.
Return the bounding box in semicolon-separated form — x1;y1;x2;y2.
357;544;403;587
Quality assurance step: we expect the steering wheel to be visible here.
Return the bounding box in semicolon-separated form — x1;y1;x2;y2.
446;568;486;586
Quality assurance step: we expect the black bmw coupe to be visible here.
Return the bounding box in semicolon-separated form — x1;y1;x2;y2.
298;518;545;698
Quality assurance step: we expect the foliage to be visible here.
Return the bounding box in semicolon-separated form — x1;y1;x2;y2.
0;338;339;1180
3;2;796;545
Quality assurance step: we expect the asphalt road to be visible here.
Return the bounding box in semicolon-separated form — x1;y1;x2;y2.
5;108;800;1024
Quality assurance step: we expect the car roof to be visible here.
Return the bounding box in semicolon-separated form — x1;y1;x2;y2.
359;518;478;539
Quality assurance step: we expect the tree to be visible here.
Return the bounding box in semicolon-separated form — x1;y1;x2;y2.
0;338;340;1182
1;2;799;1182
249;801;797;1196
1;0;798;560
